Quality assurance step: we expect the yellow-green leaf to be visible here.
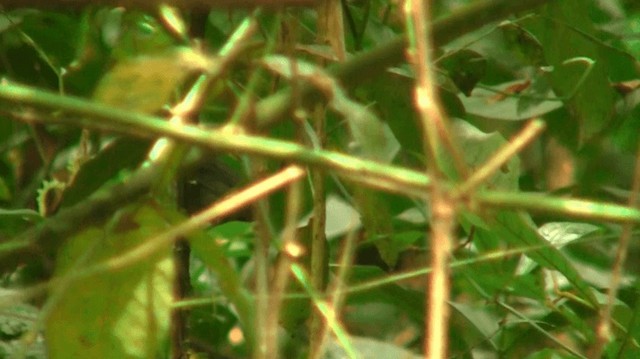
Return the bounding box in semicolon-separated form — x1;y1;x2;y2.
45;203;174;359
93;48;211;114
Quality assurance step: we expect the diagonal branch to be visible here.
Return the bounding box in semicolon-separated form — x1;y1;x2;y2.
255;0;551;128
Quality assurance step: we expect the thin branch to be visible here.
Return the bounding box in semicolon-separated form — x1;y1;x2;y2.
404;0;455;357
454;119;546;198
590;142;640;357
475;192;640;223
4;82;640;226
0;80;430;196
265;180;303;359
255;0;551;129
310;225;358;359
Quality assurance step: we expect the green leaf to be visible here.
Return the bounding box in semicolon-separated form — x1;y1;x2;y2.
347;265;424;324
0;177;10;202
261;55;400;163
437;49;487;96
60;138;150;208
517;221;600;274
353;187;396;266
450;302;500;350
359;69;465;161
0;208;43;238
45;203;174;359
523;348;576;359
108;12;176;59
17;11;80;69
499;21;546;67
189;225;254;338
493;211;598;307
446;120;521;190
532;0;617;145
324;195;361;239
461;81;562;121
538;222;600;247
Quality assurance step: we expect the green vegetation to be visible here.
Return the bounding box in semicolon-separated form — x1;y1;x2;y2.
1;0;640;358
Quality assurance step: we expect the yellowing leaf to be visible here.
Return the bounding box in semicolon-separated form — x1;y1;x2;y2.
45;203;175;359
93;48;211;114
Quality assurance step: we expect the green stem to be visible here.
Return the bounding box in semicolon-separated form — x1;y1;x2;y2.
476;192;640;223
4;82;640;224
0;81;430;196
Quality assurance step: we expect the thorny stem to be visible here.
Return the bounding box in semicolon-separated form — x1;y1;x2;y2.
249;159;272;359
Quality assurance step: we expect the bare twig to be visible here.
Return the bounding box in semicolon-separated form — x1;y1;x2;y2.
310;226;359;359
309;104;328;355
308;0;342;351
265;181;304;359
404;0;455;358
454;119;546;198
590;143;640;357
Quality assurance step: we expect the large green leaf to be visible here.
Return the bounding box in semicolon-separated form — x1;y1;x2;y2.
491;211;598;307
516;221;600;275
531;0;617;145
45;203;174;359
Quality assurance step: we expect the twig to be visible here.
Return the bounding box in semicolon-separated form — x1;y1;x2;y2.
0;80;431;196
310;225;359;359
265;180;304;359
590;143;640;357
290;264;357;358
404;0;455;358
453;119;546;198
309;104;328;356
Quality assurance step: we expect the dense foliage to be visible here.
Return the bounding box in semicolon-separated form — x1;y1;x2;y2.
1;0;640;358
